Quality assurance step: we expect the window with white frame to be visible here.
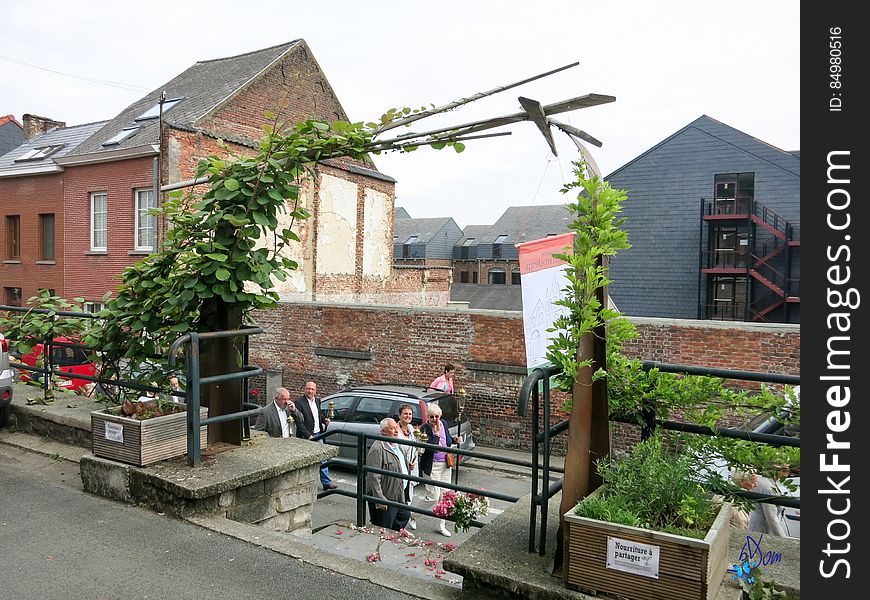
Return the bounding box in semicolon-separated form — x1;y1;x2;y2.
90;192;108;251
135;188;156;251
83;301;106;314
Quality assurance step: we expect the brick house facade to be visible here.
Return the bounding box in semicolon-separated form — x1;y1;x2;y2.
2;40;448;309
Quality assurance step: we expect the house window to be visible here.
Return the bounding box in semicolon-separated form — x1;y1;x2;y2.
83;301;105;314
710;225;749;268
39;288;56;297
39;214;55;261
488;268;506;285
460;271;469;283
403;235;418;258
90;192;108;251
511;269;521;285
492;234;508;259
713;173;755;214
135;188;156;251
709;276;747;320
4;287;22;307
5;215;20;259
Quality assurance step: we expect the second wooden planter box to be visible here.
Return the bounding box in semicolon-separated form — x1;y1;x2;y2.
564;488;732;600
91;405;208;466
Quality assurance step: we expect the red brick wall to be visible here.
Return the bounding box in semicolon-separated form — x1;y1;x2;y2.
61;156;154;303
249;304;800;452
0;173;65;301
197;42;350;143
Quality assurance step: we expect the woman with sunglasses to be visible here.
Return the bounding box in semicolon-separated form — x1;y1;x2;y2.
419;402;461;537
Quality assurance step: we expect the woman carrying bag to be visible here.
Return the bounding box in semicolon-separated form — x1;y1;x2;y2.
419;402;461;537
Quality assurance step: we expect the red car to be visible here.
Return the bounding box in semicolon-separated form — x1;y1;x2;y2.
18;336;97;392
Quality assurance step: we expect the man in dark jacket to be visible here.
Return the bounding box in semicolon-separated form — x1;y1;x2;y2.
295;380;336;490
255;387;310;439
366;418;411;531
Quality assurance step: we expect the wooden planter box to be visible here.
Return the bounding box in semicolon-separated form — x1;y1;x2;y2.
564;487;732;600
91;405;207;466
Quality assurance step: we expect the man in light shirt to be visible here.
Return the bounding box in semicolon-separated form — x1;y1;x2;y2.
296;380;336;490
255;387;309;439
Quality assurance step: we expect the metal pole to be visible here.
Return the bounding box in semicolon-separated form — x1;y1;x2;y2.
528;380;540;553
539;381;551;556
356;433;367;527
187;332;201;467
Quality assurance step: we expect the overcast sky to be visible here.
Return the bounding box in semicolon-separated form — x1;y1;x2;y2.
2;1;799;229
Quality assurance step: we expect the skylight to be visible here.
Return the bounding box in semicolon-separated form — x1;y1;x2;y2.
404;236;418;244
493;234;508;244
102;126;140;147
462;238;475;246
134;97;182;121
14;144;65;162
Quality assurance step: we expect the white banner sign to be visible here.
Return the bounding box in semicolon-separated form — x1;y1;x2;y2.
606;536;660;579
516;232;574;377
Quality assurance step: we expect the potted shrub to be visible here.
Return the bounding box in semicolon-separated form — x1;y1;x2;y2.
91;390;206;467
563;434;731;600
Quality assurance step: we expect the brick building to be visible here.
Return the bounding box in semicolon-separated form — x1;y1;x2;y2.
2;40;448;309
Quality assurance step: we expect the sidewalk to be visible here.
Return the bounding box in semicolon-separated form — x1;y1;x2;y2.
0;383;561;598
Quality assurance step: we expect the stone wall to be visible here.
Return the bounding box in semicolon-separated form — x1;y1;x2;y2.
249;302;800;454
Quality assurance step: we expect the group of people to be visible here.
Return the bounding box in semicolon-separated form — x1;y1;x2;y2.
366;401;461;537
256;364;461;536
255;380;337;490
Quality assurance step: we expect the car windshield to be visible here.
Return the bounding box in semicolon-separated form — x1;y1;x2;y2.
432;394;467;422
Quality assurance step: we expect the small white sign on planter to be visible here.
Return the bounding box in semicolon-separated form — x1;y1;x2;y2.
104;421;124;443
606;536;660;579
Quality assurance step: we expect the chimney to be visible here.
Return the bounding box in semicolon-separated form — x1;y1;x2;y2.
23;114;66;139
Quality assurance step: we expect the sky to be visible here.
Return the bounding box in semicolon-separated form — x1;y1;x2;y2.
2;1;799;229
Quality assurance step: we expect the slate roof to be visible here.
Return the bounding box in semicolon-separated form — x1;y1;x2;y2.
450;283;523;311
393;216;458;244
456;224;493;245
0;120;108;176
487;204;572;245
395;206;411;219
70;40;302;157
606;115;800;179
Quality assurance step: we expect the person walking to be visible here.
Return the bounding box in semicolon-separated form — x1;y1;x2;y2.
419;403;460;537
365;418;412;531
429;363;455;393
295;380;336;490
396;403;420;530
255;387;310;439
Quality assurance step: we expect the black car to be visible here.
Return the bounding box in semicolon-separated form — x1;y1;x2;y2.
319;385;475;462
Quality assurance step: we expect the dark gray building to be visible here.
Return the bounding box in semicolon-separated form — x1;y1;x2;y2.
0;116;25;156
392;215;462;260
606;115;799;323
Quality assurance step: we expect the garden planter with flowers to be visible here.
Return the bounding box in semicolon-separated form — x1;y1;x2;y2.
91;399;207;466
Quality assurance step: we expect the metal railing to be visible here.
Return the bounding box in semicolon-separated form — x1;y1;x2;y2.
168;326;264;466
516;361;800;555
315;428;530;529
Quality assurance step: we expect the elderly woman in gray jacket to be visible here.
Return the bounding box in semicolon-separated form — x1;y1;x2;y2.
366;417;412;531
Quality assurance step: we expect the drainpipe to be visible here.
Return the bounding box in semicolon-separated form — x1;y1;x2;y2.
153;91;166;253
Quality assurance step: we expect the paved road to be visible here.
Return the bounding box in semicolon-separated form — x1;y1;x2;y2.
0;445;416;600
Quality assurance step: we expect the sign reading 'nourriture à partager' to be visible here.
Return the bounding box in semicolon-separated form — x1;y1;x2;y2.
606;536;661;579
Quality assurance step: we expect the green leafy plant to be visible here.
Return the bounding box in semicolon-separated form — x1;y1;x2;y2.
0;289;94;403
574;434;721;539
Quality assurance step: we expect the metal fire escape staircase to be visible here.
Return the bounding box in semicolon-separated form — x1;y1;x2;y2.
748;202;800;321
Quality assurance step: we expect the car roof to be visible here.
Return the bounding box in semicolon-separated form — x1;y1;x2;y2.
325;384;448;401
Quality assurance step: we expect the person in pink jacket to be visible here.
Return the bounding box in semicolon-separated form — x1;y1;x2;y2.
429;363;455;393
